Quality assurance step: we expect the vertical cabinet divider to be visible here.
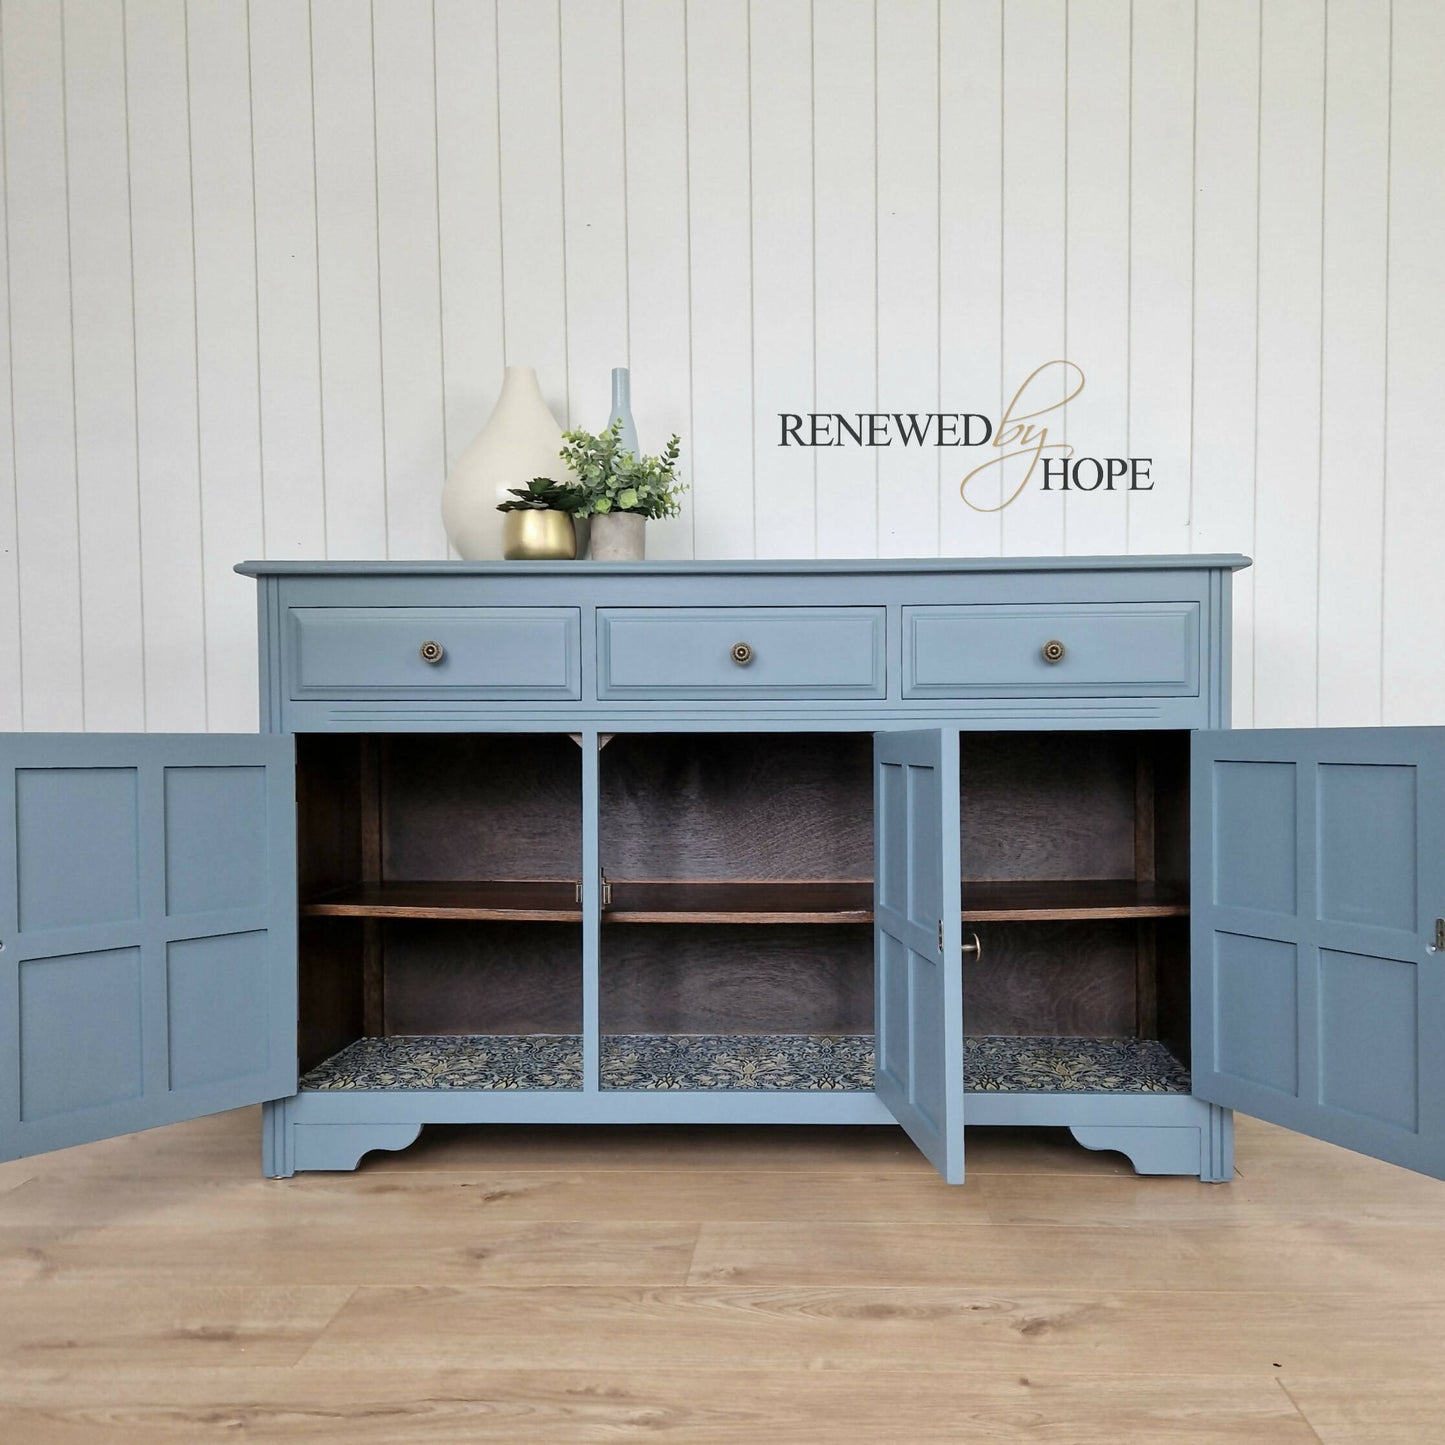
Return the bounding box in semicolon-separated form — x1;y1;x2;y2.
580;727;602;1093
1134;744;1159;1039
359;736;385;1038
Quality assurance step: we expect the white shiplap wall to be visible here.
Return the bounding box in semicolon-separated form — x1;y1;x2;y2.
1;0;1442;732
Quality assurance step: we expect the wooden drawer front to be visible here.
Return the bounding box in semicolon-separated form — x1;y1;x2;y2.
903;602;1199;697
597;607;886;700
289;607;581;699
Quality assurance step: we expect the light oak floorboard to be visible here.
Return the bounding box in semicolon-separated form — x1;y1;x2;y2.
0;1219;700;1287
298;1283;1445;1377
0;1167;997;1227
0;1108;1441;1439
1283;1377;1445;1444
0;1369;1315;1443
685;1219;1445;1293
0;1284;352;1367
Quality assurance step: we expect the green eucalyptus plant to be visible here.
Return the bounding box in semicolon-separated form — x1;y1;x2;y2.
495;477;587;514
558;418;686;520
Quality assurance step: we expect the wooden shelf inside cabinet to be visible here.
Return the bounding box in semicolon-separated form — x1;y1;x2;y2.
601;878;1189;924
301;881;583;922
302;878;1189;926
960;879;1189;921
604;880;874;924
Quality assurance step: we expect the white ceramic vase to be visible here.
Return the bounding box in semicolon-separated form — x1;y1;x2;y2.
442;366;568;560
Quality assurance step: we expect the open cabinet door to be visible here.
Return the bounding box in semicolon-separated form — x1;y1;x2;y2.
874;729;964;1183
0;734;297;1163
1193;727;1445;1178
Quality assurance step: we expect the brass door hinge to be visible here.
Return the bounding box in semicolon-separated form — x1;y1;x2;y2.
1431;918;1445;954
938;919;944;953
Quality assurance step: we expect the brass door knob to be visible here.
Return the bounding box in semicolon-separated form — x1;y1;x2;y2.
731;642;754;666
961;931;983;960
1042;640;1066;663
419;640;445;664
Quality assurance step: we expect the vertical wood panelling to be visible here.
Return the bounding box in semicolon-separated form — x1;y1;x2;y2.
1126;0;1194;558
999;0;1065;556
560;0;628;440
1061;0;1130;559
434;0;503;483
0;0;1439;730
1252;0;1325;729
875;0;938;559
812;0;875;558
1191;0;1260;726
62;0;144;730
0;5;17;731
373;0;446;562
1316;0;1390;728
496;0;567;421
748;0;813;560
621;0;692;559
124;0;206;732
1382;0;1445;725
3;0;81;729
685;0;752;559
250;0;326;563
311;0;387;561
938;0;1001;560
188;0;263;732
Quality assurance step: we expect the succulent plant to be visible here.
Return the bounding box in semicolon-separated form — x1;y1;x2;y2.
495;477;587;514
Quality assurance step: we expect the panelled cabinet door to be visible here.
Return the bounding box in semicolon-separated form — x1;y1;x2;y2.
0;734;297;1164
873;729;965;1183
1192;727;1445;1178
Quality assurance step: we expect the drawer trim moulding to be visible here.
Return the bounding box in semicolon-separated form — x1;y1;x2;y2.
902;601;1201;699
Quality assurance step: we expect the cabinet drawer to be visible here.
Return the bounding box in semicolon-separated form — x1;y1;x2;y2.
597;607;886;700
288;607;581;699
903;602;1199;697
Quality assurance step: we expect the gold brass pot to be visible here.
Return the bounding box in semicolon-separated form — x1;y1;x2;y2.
502;509;577;561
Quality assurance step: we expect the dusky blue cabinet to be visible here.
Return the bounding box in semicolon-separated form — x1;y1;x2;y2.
874;729;965;1182
1191;726;1445;1178
3;555;1441;1187
0;733;296;1162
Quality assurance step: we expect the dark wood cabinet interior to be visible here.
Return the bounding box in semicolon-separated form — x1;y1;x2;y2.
292;728;1192;1093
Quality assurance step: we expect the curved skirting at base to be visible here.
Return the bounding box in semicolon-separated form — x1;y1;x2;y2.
264;1100;422;1177
1070;1105;1234;1182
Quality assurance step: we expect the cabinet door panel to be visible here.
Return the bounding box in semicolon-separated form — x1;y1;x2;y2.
1192;726;1445;1178
0;734;297;1163
874;728;964;1182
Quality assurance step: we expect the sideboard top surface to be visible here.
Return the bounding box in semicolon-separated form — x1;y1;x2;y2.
236;554;1252;578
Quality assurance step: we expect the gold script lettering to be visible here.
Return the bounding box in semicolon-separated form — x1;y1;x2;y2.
959;360;1086;512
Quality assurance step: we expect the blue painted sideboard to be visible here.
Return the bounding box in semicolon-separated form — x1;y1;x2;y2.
2;556;1441;1186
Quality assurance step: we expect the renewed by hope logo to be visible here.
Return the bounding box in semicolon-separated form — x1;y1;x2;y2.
778;361;1152;513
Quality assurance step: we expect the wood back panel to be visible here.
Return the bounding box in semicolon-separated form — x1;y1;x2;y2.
601;924;874;1034
963;920;1139;1037
960;733;1138;881
601;733;874;880
383;921;584;1034
383;734;583;880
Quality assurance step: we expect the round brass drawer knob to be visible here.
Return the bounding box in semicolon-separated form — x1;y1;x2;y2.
419;640;445;664
962;931;983;961
731;642;754;666
1042;639;1066;664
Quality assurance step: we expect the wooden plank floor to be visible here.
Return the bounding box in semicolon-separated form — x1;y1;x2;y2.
1;1111;1443;1442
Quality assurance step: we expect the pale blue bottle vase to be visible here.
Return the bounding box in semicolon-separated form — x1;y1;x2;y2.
608;367;640;458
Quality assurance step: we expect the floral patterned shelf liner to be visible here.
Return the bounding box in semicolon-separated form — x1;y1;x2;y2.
300;1033;1191;1094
